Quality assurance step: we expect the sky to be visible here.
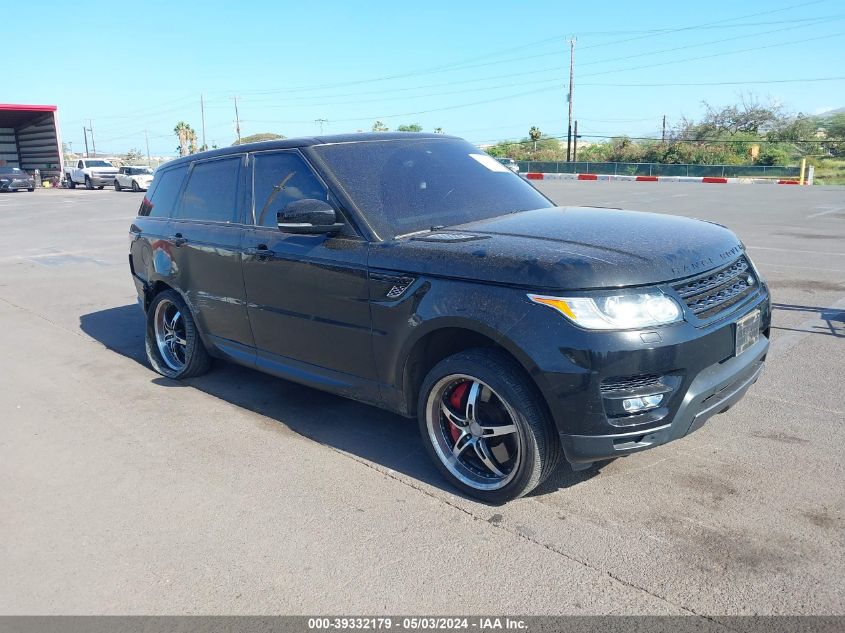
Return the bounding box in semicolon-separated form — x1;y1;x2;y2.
6;0;844;157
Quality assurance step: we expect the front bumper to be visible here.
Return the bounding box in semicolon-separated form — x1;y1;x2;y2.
0;179;35;190
510;288;771;466
89;173;119;186
559;334;767;464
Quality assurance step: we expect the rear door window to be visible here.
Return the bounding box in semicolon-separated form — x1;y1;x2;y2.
176;157;241;223
251;151;329;228
139;165;187;218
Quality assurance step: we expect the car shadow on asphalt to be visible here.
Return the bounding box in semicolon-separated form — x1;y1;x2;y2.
79;304;604;503
771;302;845;338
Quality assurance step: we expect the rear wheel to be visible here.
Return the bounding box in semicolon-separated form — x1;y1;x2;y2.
418;348;560;503
97;185;104;190
114;179;121;191
145;290;211;379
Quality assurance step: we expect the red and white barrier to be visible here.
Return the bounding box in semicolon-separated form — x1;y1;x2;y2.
524;173;802;185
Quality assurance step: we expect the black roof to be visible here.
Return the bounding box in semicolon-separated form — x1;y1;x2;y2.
164;132;460;168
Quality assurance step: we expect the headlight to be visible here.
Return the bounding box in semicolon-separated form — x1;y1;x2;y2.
529;292;683;330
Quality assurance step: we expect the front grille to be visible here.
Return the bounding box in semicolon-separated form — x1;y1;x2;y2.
601;374;662;394
673;256;757;320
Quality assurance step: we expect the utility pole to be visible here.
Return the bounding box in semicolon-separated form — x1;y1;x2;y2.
231;96;242;144
144;130;151;167
573;120;579;162
315;118;328;134
662;115;667;143
83;127;89;158
200;94;207;150
566;37;576;162
86;119;96;157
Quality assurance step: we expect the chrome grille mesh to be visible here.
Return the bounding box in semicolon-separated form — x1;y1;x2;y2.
601;374;663;393
673;256;757;319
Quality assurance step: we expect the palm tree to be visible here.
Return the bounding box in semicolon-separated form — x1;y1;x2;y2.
529;126;542;152
174;121;198;156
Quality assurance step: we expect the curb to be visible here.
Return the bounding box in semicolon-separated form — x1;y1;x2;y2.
524;173;802;185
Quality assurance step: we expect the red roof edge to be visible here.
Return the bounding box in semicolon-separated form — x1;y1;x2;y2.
0;104;58;112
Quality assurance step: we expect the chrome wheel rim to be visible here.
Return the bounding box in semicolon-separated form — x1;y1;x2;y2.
426;374;521;491
153;299;187;371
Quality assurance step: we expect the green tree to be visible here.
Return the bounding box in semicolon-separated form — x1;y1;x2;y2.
233;132;285;146
174;121;198;156
433;127;444;134
121;149;146;165
529;126;541;152
372;121;389;132
396;123;423;132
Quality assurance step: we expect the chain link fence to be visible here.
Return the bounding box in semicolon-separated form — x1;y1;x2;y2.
516;161;800;178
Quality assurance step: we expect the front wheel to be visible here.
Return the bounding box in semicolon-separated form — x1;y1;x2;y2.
145;290;211;379
85;176;93;190
418;348;560;503
114;180;121;191
67;178;76;189
27;187;34;192
131;180;140;192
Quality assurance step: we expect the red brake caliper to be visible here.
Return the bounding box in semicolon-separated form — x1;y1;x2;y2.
447;382;470;443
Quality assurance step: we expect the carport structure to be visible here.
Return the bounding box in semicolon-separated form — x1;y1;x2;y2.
0;104;62;181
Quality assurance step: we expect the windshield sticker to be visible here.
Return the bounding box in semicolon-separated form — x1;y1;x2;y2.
469;154;511;173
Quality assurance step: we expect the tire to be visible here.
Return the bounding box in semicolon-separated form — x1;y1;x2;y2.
131;180;140;192
27;188;34;192
85;176;93;190
417;348;561;503
145;290;212;380
114;180;121;191
67;177;76;189
97;185;104;190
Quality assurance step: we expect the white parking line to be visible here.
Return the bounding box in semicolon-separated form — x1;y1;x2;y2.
807;206;845;219
747;245;845;257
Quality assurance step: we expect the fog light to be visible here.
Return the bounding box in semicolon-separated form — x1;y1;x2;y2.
622;394;664;413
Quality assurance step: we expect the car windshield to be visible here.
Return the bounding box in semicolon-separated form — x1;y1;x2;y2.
312;137;552;240
129;168;153;175
86;160;113;167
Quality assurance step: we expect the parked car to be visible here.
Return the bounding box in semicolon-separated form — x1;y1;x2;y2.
128;133;770;503
64;158;119;190
495;157;520;173
114;166;154;192
0;166;35;192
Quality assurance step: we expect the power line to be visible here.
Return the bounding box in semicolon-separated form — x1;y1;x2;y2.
577;31;845;80
580;76;845;87
204;1;828;99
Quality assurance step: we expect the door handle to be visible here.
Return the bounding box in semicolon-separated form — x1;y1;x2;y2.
246;244;275;260
170;233;187;247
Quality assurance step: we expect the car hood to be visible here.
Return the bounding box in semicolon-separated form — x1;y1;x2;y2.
368;206;745;290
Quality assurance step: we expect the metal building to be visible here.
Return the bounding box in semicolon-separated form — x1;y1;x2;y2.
0;104;63;181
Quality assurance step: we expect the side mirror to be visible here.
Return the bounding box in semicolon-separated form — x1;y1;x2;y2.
277;199;345;235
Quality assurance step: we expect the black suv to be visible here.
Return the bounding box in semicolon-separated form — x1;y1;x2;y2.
128;133;770;502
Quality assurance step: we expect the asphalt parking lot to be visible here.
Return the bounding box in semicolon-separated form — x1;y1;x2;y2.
0;183;843;616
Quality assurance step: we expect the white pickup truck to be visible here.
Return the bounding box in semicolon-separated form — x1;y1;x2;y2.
64;158;119;190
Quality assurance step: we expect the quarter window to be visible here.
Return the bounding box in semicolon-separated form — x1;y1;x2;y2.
176;157;241;223
252;152;328;227
139;165;187;218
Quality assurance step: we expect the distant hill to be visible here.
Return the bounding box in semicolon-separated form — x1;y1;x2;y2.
816;107;845;117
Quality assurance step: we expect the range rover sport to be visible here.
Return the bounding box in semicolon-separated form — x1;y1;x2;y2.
128;133;770;503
